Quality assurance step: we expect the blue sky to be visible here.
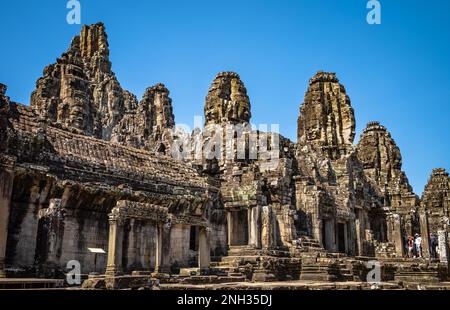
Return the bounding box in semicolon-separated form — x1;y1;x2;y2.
0;0;449;194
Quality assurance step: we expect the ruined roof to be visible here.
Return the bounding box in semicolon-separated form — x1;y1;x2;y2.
6;103;211;192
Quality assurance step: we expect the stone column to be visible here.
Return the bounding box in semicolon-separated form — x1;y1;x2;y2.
155;219;171;273
388;213;403;257
247;208;252;246
261;206;273;249
312;205;321;244
344;222;349;254
254;206;261;248
37;198;65;266
227;211;232;248
316;219;323;247
248;206;261;248
355;209;365;256
105;214;124;277
347;220;357;256
404;214;413;239
419;210;430;259
0;156;15;278
198;227;211;270
154;223;162;272
324;219;336;251
437;230;448;264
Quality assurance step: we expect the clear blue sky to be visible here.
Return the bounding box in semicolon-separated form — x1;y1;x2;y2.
0;0;449;194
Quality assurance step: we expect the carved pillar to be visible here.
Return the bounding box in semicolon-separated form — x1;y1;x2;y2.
279;207;296;246
37;198;66;266
437;230;448;264
312;204;321;243
154;223;162;272
155;218;171;273
389;213;403;257
316;219;323;247
247;208;252;246
227;211;232;248
324;219;336;251
105;213;124;277
254;206;261;248
248;206;261;248
261;206;273;249
404;214;413;239
419;210;430;259
355;209;364;256
0;156;15;278
198;227;211;270
348;220;356;256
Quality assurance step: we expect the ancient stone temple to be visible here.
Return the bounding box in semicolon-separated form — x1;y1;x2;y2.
0;23;449;289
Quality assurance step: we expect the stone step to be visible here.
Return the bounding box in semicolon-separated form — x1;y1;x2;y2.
180;275;246;285
228;247;261;256
213;267;240;274
300;259;340;282
295;237;323;247
0;278;65;289
221;255;260;265
228;272;244;277
302;266;338;272
210;261;231;267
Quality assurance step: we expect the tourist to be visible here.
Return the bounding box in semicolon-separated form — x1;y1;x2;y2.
403;235;408;258
407;236;414;258
415;234;422;258
430;234;438;259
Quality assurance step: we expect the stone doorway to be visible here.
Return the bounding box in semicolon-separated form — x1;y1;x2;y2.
228;210;249;246
189;226;199;251
337;223;346;253
322;219;335;251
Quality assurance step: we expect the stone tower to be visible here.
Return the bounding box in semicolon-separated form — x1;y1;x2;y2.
30;23;137;139
357;121;420;248
422;168;450;234
297;71;355;159
204;72;251;126
110;83;175;152
142;83;175;138
356;121;415;200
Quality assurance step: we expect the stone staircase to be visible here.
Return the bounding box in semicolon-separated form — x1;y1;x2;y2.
209;246;261;281
336;259;356;281
297;236;323;248
299;252;339;281
293;236;326;253
210;245;301;282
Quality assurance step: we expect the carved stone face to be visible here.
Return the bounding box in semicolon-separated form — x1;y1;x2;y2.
204;73;251;125
297;73;355;160
69;101;87;131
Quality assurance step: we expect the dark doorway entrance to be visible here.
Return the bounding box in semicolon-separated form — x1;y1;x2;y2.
322;221;327;248
229;210;249;246
189;226;199;251
337;223;346;253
